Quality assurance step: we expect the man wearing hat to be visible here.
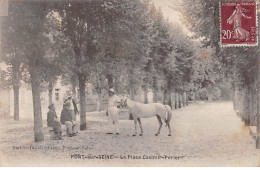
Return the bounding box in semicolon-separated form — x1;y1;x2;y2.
64;92;79;121
106;88;121;135
60;101;79;137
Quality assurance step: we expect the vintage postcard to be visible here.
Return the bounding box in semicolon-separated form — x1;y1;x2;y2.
0;0;260;167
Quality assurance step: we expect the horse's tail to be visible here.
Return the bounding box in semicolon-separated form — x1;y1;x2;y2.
165;105;172;127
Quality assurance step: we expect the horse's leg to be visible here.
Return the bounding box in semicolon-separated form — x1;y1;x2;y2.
155;115;162;136
167;122;172;136
133;119;137;136
165;106;172;136
137;118;143;136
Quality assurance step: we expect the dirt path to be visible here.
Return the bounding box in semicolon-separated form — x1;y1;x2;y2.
0;102;259;166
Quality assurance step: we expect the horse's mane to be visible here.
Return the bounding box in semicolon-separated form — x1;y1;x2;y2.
125;97;136;108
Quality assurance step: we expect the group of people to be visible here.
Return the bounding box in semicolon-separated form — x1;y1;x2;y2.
47;93;79;140
47;88;123;140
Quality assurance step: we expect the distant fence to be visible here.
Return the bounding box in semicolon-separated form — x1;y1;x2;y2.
86;97;108;112
86;102;108;112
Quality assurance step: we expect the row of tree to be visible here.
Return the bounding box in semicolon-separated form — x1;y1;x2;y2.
181;0;260;148
1;0;221;142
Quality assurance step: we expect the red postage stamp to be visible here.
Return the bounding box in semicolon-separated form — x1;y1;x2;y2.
220;1;258;47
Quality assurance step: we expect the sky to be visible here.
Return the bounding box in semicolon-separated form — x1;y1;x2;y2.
152;0;182;24
151;0;191;35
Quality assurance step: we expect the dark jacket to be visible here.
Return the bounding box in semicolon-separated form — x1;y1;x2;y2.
64;98;79;114
60;107;73;125
47;110;58;127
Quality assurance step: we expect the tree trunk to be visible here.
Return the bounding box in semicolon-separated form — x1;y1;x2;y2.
6;88;10;117
182;93;185;107
12;61;20;121
254;89;258;125
172;92;175;108
29;69;44;142
128;66;135;100
248;86;252;125
257;50;260;148
143;85;148;104
236;89;240;117
208;92;212;101
107;74;114;89
48;81;53;106
74;44;87;130
96;76;101;112
167;92;172;109
193;91;196;102
241;88;245;122
237;88;243;117
153;88;157;103
152;77;158;103
232;86;236;110
208;85;213;101
78;72;87;130
186;92;189;106
251;80;257;126
97;91;101;112
13;85;19;121
178;93;181;108
166;79;172;108
162;88;167;105
242;87;246;122
249;84;254;126
240;89;244;119
233;85;238;114
130;88;135;100
174;93;178;109
244;86;250;126
234;87;237;112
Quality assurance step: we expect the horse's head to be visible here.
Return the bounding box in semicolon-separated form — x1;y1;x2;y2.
120;95;128;108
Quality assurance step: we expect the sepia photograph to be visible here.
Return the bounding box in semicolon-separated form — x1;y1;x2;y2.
0;0;259;167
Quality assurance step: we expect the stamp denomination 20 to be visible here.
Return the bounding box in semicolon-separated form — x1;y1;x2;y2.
220;1;258;47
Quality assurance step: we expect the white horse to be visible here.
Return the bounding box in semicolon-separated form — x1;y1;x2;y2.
121;96;172;136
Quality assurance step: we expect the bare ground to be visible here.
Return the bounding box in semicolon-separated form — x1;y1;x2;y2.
0;101;259;166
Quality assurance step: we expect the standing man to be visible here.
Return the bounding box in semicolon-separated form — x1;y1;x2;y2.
106;88;121;135
64;92;79;121
47;104;63;140
60;101;79;137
